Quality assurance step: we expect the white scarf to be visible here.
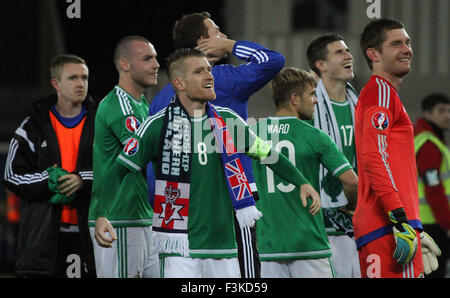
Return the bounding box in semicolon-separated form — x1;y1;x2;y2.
313;79;358;208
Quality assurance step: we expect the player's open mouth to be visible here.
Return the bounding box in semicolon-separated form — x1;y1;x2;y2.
343;63;353;70
203;83;213;89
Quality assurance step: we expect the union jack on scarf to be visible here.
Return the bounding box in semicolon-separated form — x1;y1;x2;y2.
206;103;256;210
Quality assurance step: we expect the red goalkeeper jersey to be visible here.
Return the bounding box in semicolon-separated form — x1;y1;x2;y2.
354;75;422;248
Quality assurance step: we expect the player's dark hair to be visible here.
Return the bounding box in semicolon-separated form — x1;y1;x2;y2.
113;35;151;71
306;34;344;77
167;48;206;81
271;67;317;108
421;93;450;112
172;12;211;49
360;18;405;70
50;54;86;80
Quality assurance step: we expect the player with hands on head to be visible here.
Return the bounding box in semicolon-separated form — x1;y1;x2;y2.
96;48;319;278
148;11;285;278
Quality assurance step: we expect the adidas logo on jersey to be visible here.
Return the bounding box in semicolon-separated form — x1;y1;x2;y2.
41;140;47;148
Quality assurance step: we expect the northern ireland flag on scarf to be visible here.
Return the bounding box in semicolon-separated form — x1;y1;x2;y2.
153;181;190;231
153;179;190;257
153;97;191;257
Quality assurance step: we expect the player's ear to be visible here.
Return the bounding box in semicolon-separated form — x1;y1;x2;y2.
366;48;380;64
119;58;131;72
315;60;326;75
172;77;185;91
50;78;60;91
290;92;299;106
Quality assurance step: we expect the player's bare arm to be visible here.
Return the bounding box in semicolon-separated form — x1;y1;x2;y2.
339;169;358;211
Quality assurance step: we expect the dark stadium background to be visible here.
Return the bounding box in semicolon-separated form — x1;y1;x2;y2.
57;0;226;100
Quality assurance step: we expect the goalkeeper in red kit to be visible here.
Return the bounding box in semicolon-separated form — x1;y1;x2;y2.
354;19;441;278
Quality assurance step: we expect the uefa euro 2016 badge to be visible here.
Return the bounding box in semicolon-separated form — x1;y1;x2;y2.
124;138;139;156
372;111;389;130
125;116;141;132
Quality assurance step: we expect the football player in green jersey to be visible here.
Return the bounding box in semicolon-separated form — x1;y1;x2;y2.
88;36;160;278
307;34;361;277
252;67;358;277
95;48;321;278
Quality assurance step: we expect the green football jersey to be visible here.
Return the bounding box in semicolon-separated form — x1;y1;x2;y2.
116;106;255;258
322;99;356;235
251;116;352;261
330;99;355;169
88;85;153;227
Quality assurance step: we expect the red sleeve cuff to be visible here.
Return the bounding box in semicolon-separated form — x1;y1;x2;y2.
379;192;403;214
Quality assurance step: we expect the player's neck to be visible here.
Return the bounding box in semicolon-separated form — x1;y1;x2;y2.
55;96;83;118
321;77;348;102
178;93;207;117
118;77;144;101
372;69;402;90
275;107;298;118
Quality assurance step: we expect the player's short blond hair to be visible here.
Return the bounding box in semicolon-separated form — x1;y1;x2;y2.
271;67;317;107
167;48;206;82
50;54;87;80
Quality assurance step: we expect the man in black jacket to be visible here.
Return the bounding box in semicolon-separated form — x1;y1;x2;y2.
2;54;98;278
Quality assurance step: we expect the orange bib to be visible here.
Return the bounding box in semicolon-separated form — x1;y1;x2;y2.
49;110;86;225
